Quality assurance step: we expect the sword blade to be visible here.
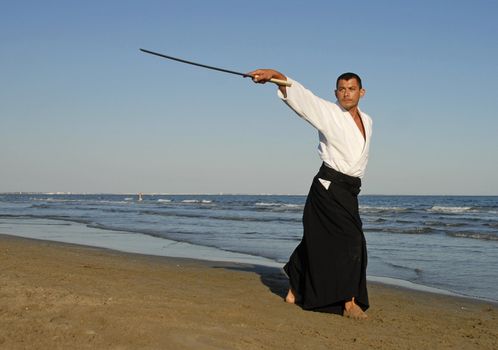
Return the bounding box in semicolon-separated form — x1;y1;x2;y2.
139;48;252;78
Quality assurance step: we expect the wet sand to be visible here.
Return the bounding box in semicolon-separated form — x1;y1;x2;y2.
0;234;496;349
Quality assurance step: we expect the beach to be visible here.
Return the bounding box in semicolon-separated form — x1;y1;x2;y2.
1;234;496;349
2;194;498;302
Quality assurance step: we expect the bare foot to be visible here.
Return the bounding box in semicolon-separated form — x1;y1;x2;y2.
343;298;368;320
285;288;296;304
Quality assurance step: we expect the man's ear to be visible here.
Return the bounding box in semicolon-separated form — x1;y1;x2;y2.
360;88;366;98
334;89;338;98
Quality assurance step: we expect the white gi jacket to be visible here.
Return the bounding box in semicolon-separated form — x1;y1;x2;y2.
278;77;373;178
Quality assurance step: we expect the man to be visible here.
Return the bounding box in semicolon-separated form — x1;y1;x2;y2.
249;69;372;319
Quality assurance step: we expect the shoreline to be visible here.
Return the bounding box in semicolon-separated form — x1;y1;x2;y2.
2;231;496;307
1;216;496;304
1;233;497;349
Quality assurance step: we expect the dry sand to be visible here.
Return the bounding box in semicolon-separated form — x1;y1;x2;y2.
0;234;496;349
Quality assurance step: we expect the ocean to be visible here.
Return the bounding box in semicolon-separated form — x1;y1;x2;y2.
0;193;497;302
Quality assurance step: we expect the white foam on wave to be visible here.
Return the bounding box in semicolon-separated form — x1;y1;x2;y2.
181;199;212;204
429;206;472;214
447;231;498;241
255;202;281;206
157;199;172;203
360;205;407;212
96;200;131;205
255;202;302;210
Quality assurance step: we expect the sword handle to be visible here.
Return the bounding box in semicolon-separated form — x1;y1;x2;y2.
270;78;292;87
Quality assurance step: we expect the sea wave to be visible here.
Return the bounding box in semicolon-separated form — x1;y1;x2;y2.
429;206;473;214
359;205;410;213
255;202;288;207
383;261;423;276
181;199;213;204
30;197;131;205
254;202;304;213
423;220;468;227
102;208;139;214
366;227;435;234
255;202;301;208
446;231;498;241
30;204;51;209
140;209;301;224
0;213;94;226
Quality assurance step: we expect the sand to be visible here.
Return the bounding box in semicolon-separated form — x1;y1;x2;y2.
0;234;496;349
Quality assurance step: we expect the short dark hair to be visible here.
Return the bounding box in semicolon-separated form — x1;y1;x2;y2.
336;72;362;89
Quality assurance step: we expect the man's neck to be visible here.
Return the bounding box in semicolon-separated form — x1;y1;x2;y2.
348;106;360;120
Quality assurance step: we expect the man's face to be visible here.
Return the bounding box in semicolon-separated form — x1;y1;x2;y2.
334;78;365;111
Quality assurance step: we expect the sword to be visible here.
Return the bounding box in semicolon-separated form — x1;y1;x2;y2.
139;48;291;87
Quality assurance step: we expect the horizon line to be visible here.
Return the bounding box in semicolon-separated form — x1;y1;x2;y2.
1;192;498;197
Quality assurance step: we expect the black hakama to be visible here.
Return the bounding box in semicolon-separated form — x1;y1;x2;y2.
284;163;369;314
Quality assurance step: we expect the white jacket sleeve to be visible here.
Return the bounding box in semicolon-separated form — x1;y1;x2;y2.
277;77;341;133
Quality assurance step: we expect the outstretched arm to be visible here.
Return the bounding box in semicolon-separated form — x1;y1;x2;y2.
248;72;338;134
247;69;288;97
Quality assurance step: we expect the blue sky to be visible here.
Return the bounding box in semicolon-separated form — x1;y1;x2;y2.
1;0;497;195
